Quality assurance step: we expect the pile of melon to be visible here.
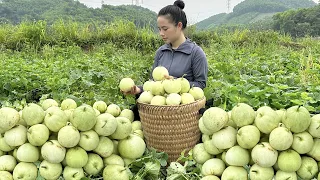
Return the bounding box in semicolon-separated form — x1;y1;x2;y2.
0;99;145;180
119;66;205;106
192;103;320;180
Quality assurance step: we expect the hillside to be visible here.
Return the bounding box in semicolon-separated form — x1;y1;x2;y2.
195;0;317;30
0;0;157;29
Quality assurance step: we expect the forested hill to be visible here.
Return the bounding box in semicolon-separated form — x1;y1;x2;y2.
272;4;320;37
195;0;317;30
0;0;157;29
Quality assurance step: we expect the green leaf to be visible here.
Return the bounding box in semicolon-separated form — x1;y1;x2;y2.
80;178;91;180
291;99;304;106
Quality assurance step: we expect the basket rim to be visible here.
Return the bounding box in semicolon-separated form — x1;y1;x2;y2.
137;96;206;108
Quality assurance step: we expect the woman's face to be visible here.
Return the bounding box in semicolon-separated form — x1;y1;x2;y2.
157;15;182;44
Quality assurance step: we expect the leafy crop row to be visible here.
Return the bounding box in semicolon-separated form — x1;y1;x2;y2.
0;21;319;113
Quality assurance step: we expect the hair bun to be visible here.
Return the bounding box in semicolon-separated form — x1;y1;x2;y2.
173;0;185;10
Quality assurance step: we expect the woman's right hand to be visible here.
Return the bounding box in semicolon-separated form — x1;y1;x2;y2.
164;74;175;79
121;85;141;96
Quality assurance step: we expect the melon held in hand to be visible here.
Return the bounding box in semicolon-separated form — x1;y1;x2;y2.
119;78;135;92
152;66;169;81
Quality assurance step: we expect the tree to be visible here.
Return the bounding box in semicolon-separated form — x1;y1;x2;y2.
0;0;157;30
272;5;320;37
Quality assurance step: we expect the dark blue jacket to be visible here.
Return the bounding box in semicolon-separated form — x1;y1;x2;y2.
150;38;208;89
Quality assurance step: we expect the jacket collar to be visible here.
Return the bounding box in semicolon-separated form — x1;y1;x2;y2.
160;37;194;54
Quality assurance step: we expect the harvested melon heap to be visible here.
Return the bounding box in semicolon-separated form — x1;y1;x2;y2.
0;99;145;180
192;103;320;180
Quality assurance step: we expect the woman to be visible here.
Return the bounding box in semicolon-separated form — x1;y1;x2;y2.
124;0;212;117
124;0;208;95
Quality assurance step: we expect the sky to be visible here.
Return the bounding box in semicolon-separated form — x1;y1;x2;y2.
78;0;319;24
78;0;245;24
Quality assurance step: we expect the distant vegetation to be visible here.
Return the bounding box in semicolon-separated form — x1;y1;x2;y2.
273;5;320;37
0;0;158;29
1;0;319;37
195;0;319;37
231;0;315;16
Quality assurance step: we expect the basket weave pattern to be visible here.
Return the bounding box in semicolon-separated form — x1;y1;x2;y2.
137;97;206;162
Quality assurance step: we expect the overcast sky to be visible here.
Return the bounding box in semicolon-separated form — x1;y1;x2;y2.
79;0;318;24
79;0;245;23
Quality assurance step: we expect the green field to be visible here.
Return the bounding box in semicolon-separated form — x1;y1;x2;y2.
1;20;319;113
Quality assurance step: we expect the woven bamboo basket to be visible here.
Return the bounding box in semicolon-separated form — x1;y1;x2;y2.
137;97;206;163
